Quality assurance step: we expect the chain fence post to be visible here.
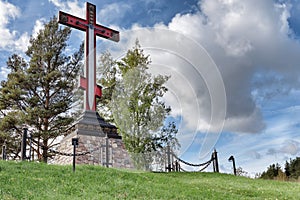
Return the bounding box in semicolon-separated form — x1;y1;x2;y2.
72;138;79;172
211;152;215;172
212;149;219;173
105;134;109;168
166;145;172;172
101;134;112;168
228;155;236;176
2;141;6;160
174;160;179;172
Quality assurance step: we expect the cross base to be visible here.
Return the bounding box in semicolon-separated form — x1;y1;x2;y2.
52;125;133;168
77;110;121;139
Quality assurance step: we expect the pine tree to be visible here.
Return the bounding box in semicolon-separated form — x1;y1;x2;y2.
289;157;300;180
0;17;83;162
260;163;286;180
284;160;291;177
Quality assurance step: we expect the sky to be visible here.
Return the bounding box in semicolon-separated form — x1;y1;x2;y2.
1;0;300;176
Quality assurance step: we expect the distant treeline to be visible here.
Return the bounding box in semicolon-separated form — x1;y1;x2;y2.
259;157;300;181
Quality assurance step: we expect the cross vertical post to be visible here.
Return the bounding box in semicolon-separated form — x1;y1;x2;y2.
58;2;119;111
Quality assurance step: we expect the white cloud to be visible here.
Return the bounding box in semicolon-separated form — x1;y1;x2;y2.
0;0;21;49
32;18;47;38
0;1;20;24
13;18;48;53
0;66;10;80
13;18;47;52
0;1;45;53
173;0;300;134
50;0;131;26
14;32;30;52
98;3;131;25
49;0;88;19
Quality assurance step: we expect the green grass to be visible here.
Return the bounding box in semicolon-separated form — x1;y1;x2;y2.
0;161;299;199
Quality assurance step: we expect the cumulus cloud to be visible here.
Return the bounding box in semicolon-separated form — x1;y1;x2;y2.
0;1;48;53
0;1;58;80
0;0;21;50
194;0;300;132
103;0;300;137
173;0;300;134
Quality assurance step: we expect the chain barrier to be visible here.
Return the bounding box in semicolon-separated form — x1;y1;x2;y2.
172;153;213;167
30;137;102;157
197;160;212;172
179;160;212;172
49;146;103;157
170;150;215;172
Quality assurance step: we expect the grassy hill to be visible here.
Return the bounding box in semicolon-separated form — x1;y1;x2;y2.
0;161;299;199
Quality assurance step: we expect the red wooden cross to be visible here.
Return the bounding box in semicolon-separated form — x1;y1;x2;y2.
58;2;119;111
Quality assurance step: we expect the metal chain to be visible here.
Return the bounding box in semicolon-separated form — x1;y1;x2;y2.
49;149;89;156
48;147;101;157
30;137;102;157
197;161;212;172
172;153;213;167
179;160;212;172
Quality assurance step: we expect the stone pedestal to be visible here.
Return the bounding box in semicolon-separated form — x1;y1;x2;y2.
52;111;134;169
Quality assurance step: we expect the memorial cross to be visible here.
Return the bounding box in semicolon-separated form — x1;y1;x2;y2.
58;2;119;111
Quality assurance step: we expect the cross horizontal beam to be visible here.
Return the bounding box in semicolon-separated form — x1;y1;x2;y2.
58;11;119;42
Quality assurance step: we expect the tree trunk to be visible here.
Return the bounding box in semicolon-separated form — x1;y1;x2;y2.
42;139;48;163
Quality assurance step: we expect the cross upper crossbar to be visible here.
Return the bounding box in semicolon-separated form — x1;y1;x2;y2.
58;2;119;111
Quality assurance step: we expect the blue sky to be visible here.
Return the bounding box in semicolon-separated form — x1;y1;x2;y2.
1;0;300;176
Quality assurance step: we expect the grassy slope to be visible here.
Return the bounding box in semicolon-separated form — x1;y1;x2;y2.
0;161;299;199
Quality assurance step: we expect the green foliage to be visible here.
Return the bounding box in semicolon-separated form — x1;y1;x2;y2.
98;40;179;170
0;17;83;162
97;52;117;122
285;160;291;177
260;163;283;180
0;161;299;199
285;157;300;180
260;157;300;181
